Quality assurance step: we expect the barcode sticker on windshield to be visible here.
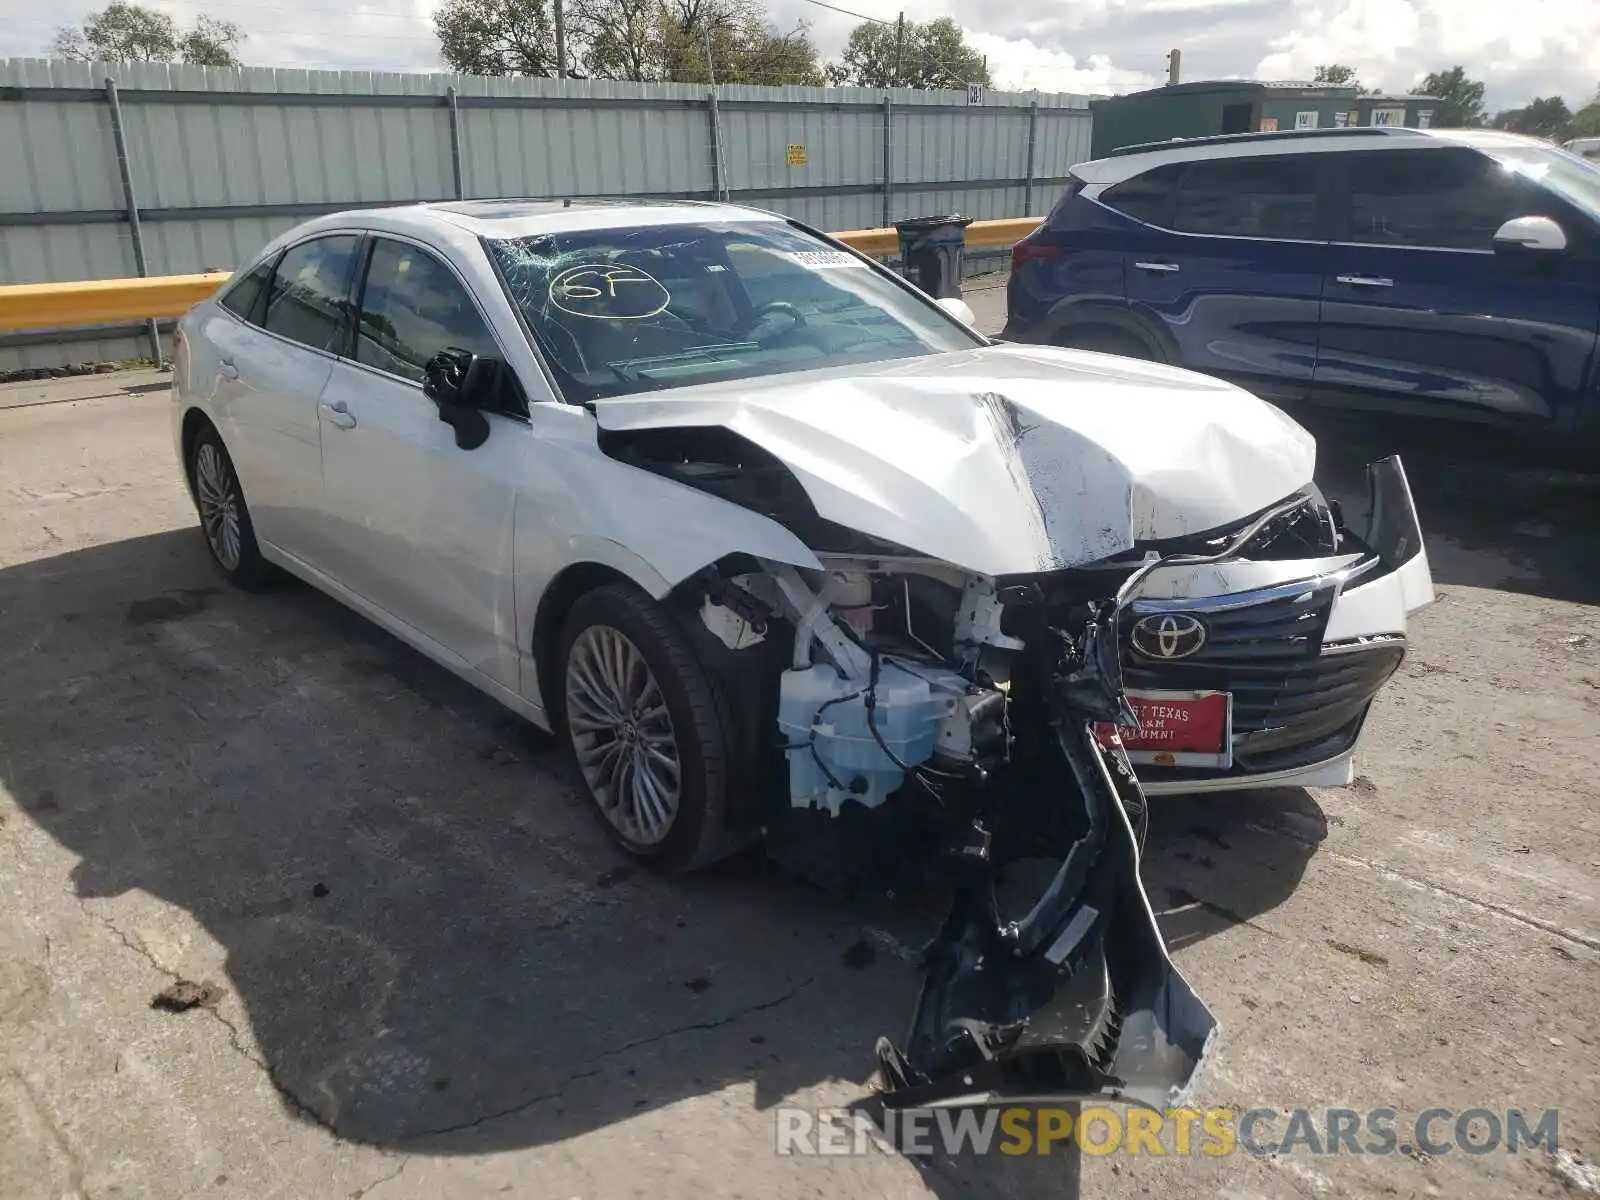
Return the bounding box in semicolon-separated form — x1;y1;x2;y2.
788;250;863;270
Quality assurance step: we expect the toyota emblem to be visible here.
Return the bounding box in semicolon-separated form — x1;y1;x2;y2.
1130;613;1208;660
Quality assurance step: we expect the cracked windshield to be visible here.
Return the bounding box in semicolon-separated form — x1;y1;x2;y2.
486;222;979;402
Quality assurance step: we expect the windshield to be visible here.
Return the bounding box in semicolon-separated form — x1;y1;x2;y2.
1495;145;1600;221
485;221;981;403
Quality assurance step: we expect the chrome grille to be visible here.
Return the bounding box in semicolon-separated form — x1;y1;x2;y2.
1123;580;1334;668
1120;578;1404;771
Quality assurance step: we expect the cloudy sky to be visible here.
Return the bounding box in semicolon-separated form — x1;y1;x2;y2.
2;0;1597;109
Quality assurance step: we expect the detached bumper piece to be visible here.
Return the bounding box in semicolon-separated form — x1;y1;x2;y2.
876;614;1217;1112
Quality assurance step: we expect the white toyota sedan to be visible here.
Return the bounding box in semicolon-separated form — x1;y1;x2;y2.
172;199;1433;1107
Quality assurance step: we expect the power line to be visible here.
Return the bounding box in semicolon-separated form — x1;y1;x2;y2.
794;0;892;25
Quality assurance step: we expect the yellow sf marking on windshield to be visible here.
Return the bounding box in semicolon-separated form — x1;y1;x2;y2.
548;263;671;320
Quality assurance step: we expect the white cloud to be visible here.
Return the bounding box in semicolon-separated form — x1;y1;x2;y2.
961;32;1160;96
1255;0;1600;105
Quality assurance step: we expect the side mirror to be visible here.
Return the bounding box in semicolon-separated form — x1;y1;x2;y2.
423;347;494;451
935;296;977;326
1493;215;1567;254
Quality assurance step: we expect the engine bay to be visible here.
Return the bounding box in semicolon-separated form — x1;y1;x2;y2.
680;544;1243;1110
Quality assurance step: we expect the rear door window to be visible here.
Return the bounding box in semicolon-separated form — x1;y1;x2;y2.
1100;163;1185;226
1043;178;1085;224
218;255;277;325
1167;155;1321;240
263;235;359;353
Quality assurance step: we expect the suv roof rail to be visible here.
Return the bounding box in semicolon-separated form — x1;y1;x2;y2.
1104;126;1426;158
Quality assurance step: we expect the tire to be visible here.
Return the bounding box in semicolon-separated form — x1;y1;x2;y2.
188;425;275;590
1056;325;1160;362
556;584;741;874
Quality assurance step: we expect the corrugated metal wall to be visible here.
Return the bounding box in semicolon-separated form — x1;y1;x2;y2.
0;58;1093;371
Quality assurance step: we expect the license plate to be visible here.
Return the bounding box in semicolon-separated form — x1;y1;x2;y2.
1095;689;1233;769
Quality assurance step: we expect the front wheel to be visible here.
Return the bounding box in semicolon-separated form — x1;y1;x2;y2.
556;584;741;874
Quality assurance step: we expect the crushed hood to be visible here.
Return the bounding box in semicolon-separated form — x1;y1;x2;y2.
592;343;1316;576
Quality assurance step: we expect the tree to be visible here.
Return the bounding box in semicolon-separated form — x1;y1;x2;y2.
435;0;559;76
434;0;821;84
179;16;247;66
577;0;656;81
1492;95;1572;140
1564;84;1600;140
640;0;821;86
1417;66;1486;127
1566;102;1600;140
1313;63;1359;88
825;16;990;90
52;2;243;66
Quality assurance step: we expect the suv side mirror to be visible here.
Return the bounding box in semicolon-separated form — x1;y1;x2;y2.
423;347;495;450
1493;215;1567;254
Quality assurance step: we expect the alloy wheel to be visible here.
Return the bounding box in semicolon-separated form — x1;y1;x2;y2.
194;442;243;571
564;624;682;846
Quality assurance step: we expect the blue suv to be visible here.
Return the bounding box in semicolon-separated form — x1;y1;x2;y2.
1004;127;1600;448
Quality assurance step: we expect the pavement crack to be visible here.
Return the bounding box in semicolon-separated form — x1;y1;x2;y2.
73;890;342;1137
75;897;182;985
1242;820;1600;952
405;975;817;1141
595;974;818;1062
350;1154;411;1199
206;1002;341;1134
405;1070;603;1140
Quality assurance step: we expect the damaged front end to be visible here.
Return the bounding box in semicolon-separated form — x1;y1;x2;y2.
874;596;1217;1112
605;410;1429;1112
692;542;1235;1112
590;360;1429;1112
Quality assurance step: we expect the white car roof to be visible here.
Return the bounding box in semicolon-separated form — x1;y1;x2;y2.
299;198;789;243
1072;127;1560;185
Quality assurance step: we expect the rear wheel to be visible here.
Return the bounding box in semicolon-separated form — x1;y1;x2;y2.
556;584;741;874
189;426;274;590
1056;325;1160;362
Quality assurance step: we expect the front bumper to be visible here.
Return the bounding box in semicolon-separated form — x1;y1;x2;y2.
1119;457;1433;795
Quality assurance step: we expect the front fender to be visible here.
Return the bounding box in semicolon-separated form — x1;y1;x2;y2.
512;420;823;709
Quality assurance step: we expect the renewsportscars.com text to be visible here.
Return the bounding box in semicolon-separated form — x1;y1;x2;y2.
775;1106;1561;1158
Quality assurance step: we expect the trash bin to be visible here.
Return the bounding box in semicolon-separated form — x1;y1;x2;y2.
893;214;974;300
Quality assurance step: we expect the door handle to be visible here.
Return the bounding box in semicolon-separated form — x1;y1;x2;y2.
1335;275;1394;287
319;400;357;430
1134;261;1180;273
218;358;238;380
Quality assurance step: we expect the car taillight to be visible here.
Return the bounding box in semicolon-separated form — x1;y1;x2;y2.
1011;239;1064;272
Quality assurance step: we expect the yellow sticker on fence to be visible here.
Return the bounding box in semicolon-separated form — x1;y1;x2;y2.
786;143;807;167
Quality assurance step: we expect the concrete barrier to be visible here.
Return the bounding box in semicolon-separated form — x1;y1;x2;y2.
0;217;1042;334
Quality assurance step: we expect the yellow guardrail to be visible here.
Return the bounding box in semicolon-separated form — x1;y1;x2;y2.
0;217;1043;334
0;272;232;332
832;216;1042;257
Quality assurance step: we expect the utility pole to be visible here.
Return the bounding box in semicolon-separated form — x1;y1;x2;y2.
1166;47;1181;86
555;0;567;79
893;12;904;88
